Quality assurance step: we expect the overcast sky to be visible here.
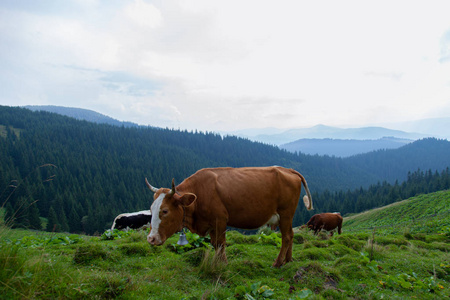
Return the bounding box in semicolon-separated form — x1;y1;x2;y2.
1;0;450;132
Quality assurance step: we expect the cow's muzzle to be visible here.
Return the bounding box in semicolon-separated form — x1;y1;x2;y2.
147;234;163;245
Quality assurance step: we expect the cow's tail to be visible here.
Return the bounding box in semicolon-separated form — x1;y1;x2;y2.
291;169;314;210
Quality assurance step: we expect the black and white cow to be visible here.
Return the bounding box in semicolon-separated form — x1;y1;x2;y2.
111;210;152;231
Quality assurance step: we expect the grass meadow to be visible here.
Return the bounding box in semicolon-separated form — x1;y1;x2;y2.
1;190;449;299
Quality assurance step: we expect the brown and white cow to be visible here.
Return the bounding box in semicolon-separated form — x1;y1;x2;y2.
145;166;313;267
304;213;342;236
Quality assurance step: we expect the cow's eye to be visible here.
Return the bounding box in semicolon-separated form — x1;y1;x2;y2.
162;209;169;215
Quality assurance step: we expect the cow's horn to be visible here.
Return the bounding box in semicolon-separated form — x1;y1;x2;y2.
145;178;159;193
170;178;176;195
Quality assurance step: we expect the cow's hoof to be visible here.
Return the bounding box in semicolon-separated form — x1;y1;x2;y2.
272;261;283;268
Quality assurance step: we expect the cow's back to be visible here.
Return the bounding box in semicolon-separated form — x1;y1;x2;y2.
320;213;343;231
178;167;303;229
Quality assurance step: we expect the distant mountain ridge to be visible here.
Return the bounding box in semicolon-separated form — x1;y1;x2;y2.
227;124;441;157
230;124;432;145
281;137;413;157
24;105;139;127
382;117;450;139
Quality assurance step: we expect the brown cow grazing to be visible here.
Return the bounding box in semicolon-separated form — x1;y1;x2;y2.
145;166;313;267
304;213;342;236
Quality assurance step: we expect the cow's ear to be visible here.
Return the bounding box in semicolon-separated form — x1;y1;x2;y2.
179;193;197;207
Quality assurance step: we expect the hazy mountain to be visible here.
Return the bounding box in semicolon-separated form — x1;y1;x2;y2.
24;105;139;127
280;137;413;157
229;124;432;145
381;117;450;139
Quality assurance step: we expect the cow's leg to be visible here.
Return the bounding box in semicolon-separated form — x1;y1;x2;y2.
337;223;342;235
273;216;294;268
285;227;294;263
209;221;228;263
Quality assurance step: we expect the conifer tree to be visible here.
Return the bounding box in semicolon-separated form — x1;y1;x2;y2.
46;206;60;232
12;197;30;229
27;200;42;230
4;202;15;227
68;204;82;232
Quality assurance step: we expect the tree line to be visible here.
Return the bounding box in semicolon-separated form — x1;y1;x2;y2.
292;167;450;227
1;105;449;234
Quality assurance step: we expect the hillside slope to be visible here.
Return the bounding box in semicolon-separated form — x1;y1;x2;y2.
343;190;450;234
347;138;450;183
24;105;139;127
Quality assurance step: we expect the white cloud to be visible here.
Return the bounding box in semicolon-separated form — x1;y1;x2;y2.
124;0;162;29
1;0;450;132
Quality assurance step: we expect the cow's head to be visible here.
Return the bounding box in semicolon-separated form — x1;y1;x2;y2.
145;178;197;245
112;216;126;230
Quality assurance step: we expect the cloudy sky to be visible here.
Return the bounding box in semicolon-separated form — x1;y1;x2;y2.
1;0;450;132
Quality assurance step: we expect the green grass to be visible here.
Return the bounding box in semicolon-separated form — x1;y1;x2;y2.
0;124;21;139
1;190;449;299
343;190;450;235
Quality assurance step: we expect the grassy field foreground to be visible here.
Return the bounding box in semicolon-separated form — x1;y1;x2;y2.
1;191;449;299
